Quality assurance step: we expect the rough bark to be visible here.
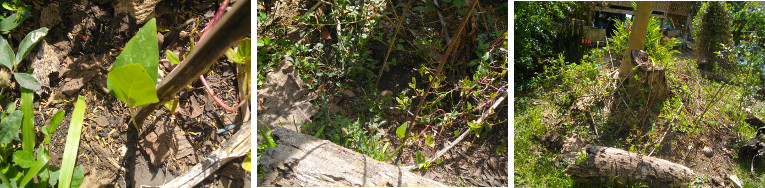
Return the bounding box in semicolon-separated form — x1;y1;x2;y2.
618;1;654;77
563;146;694;187
257;125;447;187
625;49;671;107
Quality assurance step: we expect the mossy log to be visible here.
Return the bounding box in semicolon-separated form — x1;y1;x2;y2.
257;125;446;187
563;146;694;187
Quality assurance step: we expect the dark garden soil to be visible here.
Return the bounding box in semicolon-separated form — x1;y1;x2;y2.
7;0;250;187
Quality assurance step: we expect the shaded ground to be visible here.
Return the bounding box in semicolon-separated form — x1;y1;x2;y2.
6;0;250;187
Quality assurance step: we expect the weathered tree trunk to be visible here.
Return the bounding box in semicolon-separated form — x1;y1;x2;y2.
618;1;654;77
257;125;446;187
625;50;671;107
563;146;694;187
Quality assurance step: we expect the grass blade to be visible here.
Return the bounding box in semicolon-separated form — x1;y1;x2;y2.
58;95;86;188
21;88;33;153
20;146;50;186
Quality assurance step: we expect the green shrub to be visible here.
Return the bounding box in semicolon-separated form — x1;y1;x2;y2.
693;1;734;72
606;17;680;66
514;1;591;85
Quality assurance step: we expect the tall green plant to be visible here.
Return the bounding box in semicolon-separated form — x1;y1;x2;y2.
693;1;734;72
606;17;680;65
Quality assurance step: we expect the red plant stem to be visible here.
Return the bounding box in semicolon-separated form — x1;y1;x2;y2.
200;74;247;112
193;0;249;112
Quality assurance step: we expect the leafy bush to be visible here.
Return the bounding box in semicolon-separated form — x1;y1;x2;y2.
693;1;734;72
606;17;680;66
514;1;591;85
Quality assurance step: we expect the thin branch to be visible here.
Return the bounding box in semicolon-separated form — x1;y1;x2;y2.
373;0;415;88
402;89;506;171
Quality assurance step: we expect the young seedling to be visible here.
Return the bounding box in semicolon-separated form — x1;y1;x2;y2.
107;18;159;131
0;27;48;91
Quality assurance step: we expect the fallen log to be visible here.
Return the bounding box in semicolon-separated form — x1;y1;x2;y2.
257;125;446;187
563;146;694;187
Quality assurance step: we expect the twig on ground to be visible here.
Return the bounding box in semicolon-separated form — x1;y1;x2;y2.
373;0;415;88
402;89;506;171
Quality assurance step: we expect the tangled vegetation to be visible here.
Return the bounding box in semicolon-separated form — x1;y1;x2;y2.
516;2;765;187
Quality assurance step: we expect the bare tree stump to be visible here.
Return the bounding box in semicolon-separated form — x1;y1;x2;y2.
625;50;671;108
258;125;446;187
563;146;694;187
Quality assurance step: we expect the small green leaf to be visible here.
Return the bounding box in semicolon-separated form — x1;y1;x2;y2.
163;99;179;112
396;122;408;139
0;35;14;69
0;110;21;145
15;27;48;65
12;149;34;168
69;165;85;188
107;63;159;107
47;110;65;134
166;50;180;64
237;38;251;62
43;110;65;144
40;166;61;187
20;146;50;186
242;152;251;172
0;10;30;33
14;73;41;90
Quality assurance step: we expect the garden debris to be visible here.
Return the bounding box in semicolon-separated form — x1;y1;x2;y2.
342;89;355;97
92;116;109;127
161;121;250;188
739;127;765;173
730;175;743;188
745;110;765;128
257;60;317;131
40;3;62;28
190;95;203;118
30;40;65;91
60;56;102;96
541;131;563;153
140;125;194;167
114;0;162;24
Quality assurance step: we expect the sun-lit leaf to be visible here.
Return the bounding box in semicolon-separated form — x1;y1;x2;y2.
21;88;34;152
12;149;34;168
108;18;158;90
59;95;86;188
0;10;30;34
107;63;159;107
242;152;251;172
15;27;48;65
20;146;50;186
396;122;408;139
166;50;180;64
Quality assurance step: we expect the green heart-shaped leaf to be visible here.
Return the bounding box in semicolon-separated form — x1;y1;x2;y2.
107;63;159;107
109;18;158;88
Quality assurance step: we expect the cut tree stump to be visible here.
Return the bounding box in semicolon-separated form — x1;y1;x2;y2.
563;146;694;187
257;125;446;187
625;49;670;108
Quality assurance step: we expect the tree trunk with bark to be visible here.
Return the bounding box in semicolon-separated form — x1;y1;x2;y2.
563;146;694;188
618;1;654;77
257;125;446;187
